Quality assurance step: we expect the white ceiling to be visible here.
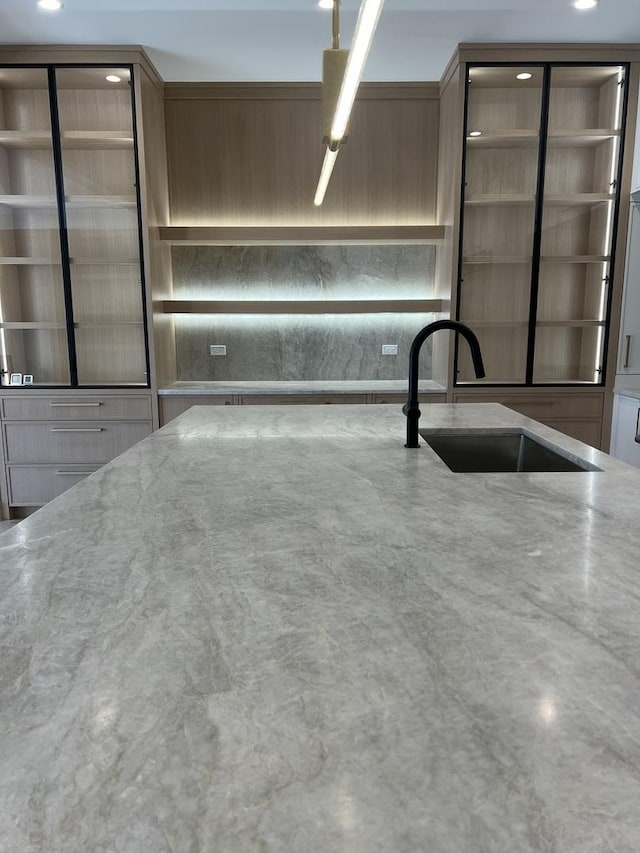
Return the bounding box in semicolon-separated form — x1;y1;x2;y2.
0;0;639;82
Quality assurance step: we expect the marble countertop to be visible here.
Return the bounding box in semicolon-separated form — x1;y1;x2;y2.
158;379;446;395
2;403;640;852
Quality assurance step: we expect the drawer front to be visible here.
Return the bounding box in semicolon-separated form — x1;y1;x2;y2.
240;394;368;405
7;465;100;506
1;395;152;421
160;395;233;425
453;393;603;419
4;421;152;464
371;394;447;404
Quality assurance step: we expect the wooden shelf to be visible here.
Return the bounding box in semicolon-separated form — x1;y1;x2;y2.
463;256;531;264
74;322;144;328
162;299;447;315
466;130;538;148
0;130;133;150
544;193;614;205
465;194;534;206
159;225;446;246
0;257;59;265
547;129;619;148
536;320;605;328
0;195;136;209
540;255;610;264
69;258;140;266
0;321;65;330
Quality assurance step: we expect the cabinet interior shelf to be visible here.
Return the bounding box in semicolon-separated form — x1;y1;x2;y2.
162;299;447;315
467;320;605;328
0;195;137;209
466;129;619;149
465;193;614;207
0;257;140;266
159;225;446;245
0;321;65;330
463;255;610;265
0;130;134;149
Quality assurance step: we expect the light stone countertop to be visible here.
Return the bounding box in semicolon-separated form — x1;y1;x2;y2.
158;379;445;395
1;403;640;852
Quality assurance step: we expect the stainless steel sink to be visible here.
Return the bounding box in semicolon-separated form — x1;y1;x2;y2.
419;430;601;473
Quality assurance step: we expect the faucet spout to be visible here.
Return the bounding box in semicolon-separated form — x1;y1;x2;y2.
403;320;485;448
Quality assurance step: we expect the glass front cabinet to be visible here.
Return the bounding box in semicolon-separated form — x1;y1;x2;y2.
0;64;149;387
443;48;640;449
0;53;168;519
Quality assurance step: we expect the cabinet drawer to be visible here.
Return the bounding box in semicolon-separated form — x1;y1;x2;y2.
160;395;233;425
454;393;603;419
3;421;152;464
240;394;368;405
1;395;152;421
7;465;100;506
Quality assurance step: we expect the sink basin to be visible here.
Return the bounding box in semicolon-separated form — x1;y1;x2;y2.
419;430;601;473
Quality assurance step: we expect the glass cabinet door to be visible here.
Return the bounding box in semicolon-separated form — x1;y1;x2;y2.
456;61;627;388
55;66;148;386
535;65;626;383
457;65;544;383
0;67;70;386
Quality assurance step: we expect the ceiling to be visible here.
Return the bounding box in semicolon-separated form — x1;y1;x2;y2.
0;0;639;82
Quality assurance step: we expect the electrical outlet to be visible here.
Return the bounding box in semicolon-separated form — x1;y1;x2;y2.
210;344;227;356
381;344;398;355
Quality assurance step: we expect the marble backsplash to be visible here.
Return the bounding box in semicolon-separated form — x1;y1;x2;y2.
172;245;436;381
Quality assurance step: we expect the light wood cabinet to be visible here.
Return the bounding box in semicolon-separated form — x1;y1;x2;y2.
0;64;150;388
0;391;152;510
0;49;170;518
438;46;640;449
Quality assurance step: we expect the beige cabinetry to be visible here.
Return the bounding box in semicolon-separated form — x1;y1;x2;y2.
0;48;170;517
438;46;640;448
0;391;152;512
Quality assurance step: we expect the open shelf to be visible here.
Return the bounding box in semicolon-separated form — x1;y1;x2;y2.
69;258;140;266
162;299;447;315
466;130;538;148
0;321;66;330
0;195;137;209
0;257;60;266
0;130;133;149
547;129;619;147
465;194;534;206
540;255;610;263
463;256;532;264
159;225;446;246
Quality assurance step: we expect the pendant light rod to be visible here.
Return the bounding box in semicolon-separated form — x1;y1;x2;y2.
313;0;386;206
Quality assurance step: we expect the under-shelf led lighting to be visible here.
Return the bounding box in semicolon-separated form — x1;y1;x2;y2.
516;72;533;80
105;75;122;83
318;0;334;8
36;0;63;9
572;0;598;9
468;130;482;137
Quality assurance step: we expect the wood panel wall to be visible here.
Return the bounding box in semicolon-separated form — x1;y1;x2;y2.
164;83;439;227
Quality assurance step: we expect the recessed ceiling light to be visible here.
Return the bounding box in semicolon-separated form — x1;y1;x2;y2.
37;0;63;9
573;0;598;9
469;130;482;137
516;72;533;80
105;75;122;83
318;0;334;8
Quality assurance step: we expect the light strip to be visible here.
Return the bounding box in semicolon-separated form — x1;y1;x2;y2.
314;0;386;205
314;145;340;207
330;0;385;142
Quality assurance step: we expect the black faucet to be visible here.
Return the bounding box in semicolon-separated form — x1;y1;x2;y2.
403;320;486;448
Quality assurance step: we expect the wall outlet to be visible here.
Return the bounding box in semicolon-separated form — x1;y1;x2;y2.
381;344;398;355
210;344;227;356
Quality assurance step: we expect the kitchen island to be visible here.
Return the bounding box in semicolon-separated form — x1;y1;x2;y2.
1;403;640;852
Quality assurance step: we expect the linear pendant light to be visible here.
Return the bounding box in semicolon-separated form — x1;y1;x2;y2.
314;0;386;206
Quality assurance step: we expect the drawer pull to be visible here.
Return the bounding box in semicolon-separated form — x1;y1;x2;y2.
50;427;104;433
49;401;102;407
624;335;632;369
55;470;92;476
636;408;640;444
